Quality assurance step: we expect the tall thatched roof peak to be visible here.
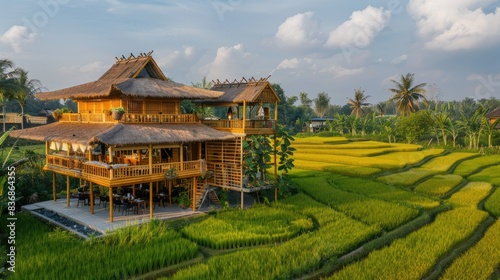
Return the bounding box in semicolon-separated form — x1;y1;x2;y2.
201;76;279;104
36;52;223;101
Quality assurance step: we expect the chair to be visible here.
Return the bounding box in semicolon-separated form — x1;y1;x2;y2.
113;198;123;212
77;193;87;207
99;195;109;208
121;200;134;215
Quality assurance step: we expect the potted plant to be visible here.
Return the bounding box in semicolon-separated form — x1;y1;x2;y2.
164;167;177;180
51;108;71;120
110;107;126;120
178;190;191;208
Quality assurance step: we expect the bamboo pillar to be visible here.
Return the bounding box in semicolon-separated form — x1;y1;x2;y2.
150;181;153;218
66;176;70;207
52;173;57;201
192;177;197;211
179;143;184;171
243;100;246;130
89;182;94;214
109;187;114;223
108;146;113;164
148;144;153;175
132;185;136;197
198;142;202;160
45;141;49;166
274;135;278;201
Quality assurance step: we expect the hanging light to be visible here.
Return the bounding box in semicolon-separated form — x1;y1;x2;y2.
227;107;233;120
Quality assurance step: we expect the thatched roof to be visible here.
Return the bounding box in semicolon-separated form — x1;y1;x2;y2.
201;77;280;105
36;54;223;101
10;122;234;146
95;123;235;146
10;123;116;144
485;107;500;118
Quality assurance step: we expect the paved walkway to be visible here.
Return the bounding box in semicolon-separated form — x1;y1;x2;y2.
23;198;201;235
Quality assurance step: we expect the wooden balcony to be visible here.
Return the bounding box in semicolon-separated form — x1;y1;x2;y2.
201;119;276;135
45;154;206;187
59;113;199;124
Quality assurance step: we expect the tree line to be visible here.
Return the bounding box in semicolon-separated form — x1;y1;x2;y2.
274;73;500;149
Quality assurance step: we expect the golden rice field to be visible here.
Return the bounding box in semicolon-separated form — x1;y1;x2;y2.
15;136;500;280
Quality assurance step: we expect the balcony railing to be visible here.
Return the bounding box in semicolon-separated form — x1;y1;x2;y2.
46;154;86;170
59;113;199;124
201;119;275;132
82;159;206;183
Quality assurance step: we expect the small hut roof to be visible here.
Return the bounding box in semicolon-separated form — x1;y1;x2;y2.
36;53;223;101
201;77;279;104
10;123;234;146
485;107;500;118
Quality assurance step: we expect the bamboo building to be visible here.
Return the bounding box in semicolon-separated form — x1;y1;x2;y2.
11;52;279;222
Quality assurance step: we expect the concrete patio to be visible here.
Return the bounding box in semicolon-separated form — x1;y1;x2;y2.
22;197;202;236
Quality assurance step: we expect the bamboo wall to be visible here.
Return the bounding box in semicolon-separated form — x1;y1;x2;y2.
206;138;243;189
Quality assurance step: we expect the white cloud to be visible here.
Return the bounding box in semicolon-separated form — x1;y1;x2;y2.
325;6;391;49
320;65;364;78
391;54;408;64
408;0;500;50
0;25;37;53
201;44;256;80
275;11;321;48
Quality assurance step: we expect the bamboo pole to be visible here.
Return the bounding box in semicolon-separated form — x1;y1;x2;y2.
150;181;153;219
66;176;70;207
243;100;246;131
109;187;114;223
52;172;57;201
192;177;196;211
274;134;278;201
90;182;94;214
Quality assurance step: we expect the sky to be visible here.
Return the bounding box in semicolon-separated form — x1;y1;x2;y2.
1;0;500;105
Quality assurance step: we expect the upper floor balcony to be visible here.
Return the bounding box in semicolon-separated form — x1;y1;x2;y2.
58;113;199;124
45;153;206;187
201;119;276;135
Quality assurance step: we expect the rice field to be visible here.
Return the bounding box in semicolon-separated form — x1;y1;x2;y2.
376;168;439;186
295;175;419;230
440;220;500;280
468;165;500;186
484;187;500;217
420;152;478;172
453;154;500;177
10;136;499;279
414;174;464;196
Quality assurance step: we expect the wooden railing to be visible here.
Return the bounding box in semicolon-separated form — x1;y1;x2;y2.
0;114;48;124
46;154;86;170
82;159;206;182
59;113;198;124
201;119;275;131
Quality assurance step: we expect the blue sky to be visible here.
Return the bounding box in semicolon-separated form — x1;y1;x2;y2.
1;0;500;104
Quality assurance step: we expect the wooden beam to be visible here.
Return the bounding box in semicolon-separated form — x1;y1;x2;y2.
148;144;153;175
90;182;94;214
66;176;70;207
150;181;153;219
243;100;246;130
274;135;278;202
109;187;114;223
52;172;56;201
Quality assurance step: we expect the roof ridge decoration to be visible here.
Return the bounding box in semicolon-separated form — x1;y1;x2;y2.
115;50;154;63
211;75;271;87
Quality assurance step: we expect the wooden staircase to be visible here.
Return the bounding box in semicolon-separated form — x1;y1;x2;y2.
194;183;220;210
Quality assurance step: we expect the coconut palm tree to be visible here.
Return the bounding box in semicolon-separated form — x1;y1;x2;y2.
11;68;43;129
376;102;386;117
389;73;427;116
0;59;17;132
348;88;371;118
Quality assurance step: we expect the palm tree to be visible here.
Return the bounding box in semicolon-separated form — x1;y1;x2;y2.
376;102;386;117
348;88;370;118
389;73;427;116
11;68;43;129
0;59;17;132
